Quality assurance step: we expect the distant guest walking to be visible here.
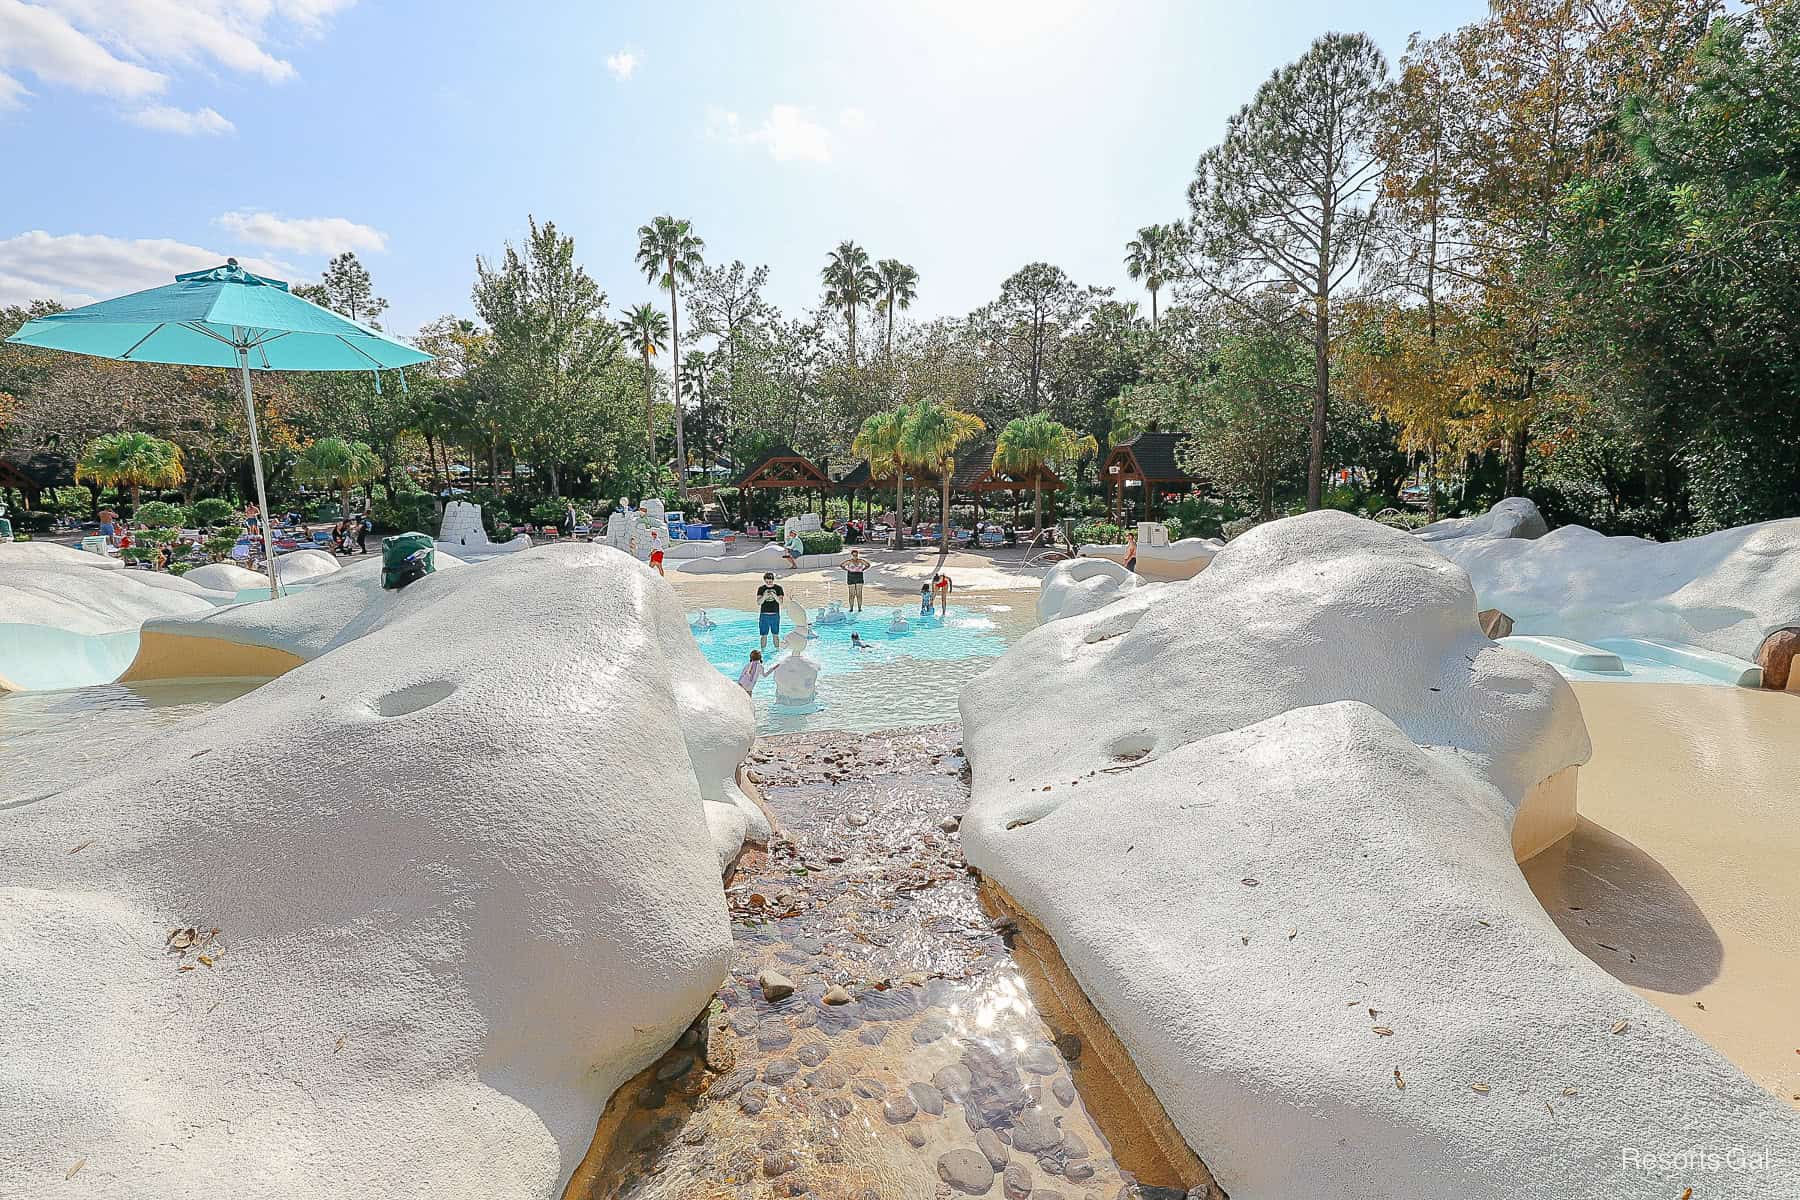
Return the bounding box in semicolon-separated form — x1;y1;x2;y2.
1123;531;1138;574
355;516;369;554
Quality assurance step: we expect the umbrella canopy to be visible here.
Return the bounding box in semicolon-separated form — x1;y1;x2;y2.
5;259;433;601
5;259;430;375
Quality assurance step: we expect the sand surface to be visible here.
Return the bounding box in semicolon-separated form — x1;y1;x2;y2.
1523;682;1800;1108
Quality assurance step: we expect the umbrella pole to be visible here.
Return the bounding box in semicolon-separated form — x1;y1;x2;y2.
237;348;281;601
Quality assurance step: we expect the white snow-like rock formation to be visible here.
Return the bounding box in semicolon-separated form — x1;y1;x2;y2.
677;543;848;574
1414;495;1548;543
960;511;1799;1198
1037;557;1147;623
1;543;754;1200
436;500;531;557
1430;516;1800;662
0;540;123;570
272;547;342;584
0;562;221;636
183;561;273;592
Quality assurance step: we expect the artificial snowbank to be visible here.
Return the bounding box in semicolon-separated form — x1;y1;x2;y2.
1414;495;1548;543
0;563;220;637
1;543;754;1199
184;561;272;592
1078;535;1223;581
0;540;122;570
1036;556;1147;623
436;500;531;557
272;547;342;584
677;543;848;574
1430;516;1800;662
961;511;1799;1197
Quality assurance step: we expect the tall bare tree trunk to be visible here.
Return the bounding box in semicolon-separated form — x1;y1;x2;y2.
667;261;689;500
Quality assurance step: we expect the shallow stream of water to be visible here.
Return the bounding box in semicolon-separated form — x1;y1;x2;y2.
568;726;1214;1200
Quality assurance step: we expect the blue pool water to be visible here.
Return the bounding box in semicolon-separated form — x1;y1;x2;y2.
689;601;1034;732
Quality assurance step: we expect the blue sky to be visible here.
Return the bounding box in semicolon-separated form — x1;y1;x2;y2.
0;0;1488;335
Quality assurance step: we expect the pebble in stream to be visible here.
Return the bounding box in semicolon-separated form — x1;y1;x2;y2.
572;725;1194;1200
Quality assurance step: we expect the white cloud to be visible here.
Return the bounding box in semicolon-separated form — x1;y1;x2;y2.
0;230;292;308
605;49;637;81
838;107;867;132
127;104;235;136
215;211;387;256
707;103;833;164
0;0;356;128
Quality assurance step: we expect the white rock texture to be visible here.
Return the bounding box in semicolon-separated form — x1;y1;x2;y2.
1430;516;1800;661
1036;557;1146;624
964;511;1798;1197
272;547;342;584
676;544;848;574
1414;496;1549;543
436;500;531;557
1077;536;1223;581
0;542;753;1200
184;561;274;592
0;541;123;570
0;562;219;636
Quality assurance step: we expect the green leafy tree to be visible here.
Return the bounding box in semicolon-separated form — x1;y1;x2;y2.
874;258;919;371
1184;325;1313;521
821;241;879;370
897;399;985;552
1123;223;1184;331
993;413;1097;532
474;217;618;496
294;437;381;518
295;252;388;328
1187;32;1388;510
635;215;705;497
852;408;909;550
74;431;186;512
619;303;670;459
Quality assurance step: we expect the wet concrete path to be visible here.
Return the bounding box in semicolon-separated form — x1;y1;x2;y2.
569;725;1214;1200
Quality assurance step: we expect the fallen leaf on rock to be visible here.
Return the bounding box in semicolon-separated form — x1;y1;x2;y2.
1372;1026;1394;1037
1561;1087;1578;1097
197;955;215;968
1393;1067;1405;1091
1679;1189;1692;1200
167;928;196;950
334;1036;345;1054
68;839;94;854
67;1158;85;1180
1241;878;1259;888
1611;1020;1629;1035
1470;1082;1489;1094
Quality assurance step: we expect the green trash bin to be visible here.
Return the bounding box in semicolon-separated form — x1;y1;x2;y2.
381;531;436;590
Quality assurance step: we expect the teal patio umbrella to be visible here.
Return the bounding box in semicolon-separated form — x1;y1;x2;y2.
6;259;432;598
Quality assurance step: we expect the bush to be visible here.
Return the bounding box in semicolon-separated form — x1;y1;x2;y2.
493;523;515;543
190;497;236;527
167;562;191;576
1072;520;1126;546
1167;496;1240;540
15;510;54;533
373;493;437;533
202;531;241;562
1222;516;1262;540
797;530;842;555
134;500;187;528
530;500;568;526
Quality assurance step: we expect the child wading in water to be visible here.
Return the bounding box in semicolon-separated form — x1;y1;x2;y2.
919;582;934;616
737;650;767;693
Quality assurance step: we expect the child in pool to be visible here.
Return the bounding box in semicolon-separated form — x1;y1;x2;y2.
850;631;871;650
919;583;933;616
692;610;716;631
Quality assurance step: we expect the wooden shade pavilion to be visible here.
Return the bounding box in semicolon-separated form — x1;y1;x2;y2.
1102;431;1199;520
732;444;831;523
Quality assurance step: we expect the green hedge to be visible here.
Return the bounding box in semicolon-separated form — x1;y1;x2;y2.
373;493;437;533
134;501;187;528
1071;520;1126;546
797;531;842;555
190;497;237;527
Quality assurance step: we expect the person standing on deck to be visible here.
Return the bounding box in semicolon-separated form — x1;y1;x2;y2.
841;549;870;612
756;572;785;652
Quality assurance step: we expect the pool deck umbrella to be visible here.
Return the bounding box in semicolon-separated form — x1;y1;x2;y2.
5;260;432;598
1101;431;1200;521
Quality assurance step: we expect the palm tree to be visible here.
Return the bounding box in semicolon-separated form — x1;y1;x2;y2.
1123;222;1183;331
898;399;985;554
74;431;185;513
620;304;670;459
294;437;380;519
993;413;1098;533
874;258;919;371
635;215;705;497
852;408;910;551
821;240;879;369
